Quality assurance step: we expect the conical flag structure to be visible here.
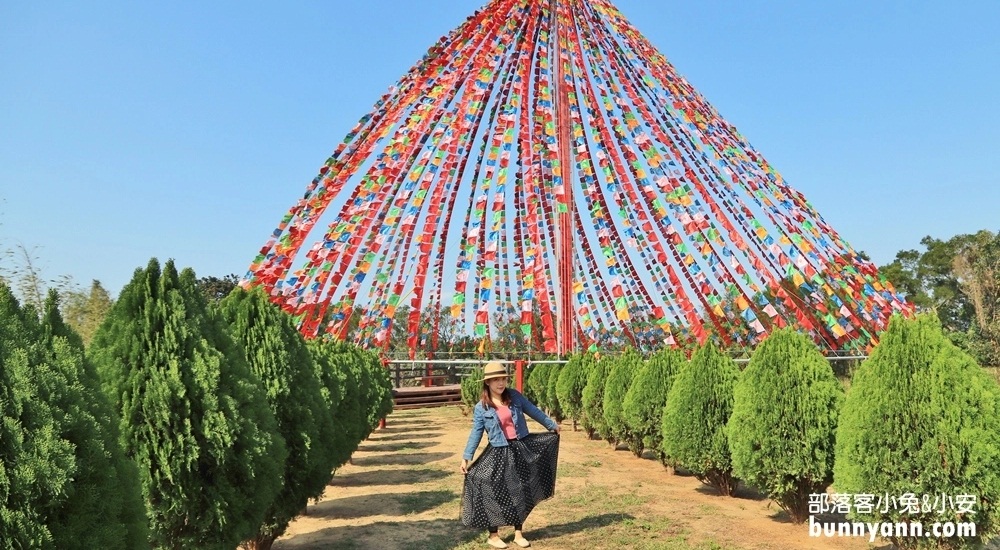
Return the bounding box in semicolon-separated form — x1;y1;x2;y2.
246;0;911;355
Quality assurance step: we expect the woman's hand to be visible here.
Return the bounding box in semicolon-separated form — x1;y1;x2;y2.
460;459;470;474
552;424;561;434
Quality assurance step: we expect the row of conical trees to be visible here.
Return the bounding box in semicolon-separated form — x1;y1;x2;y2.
526;316;1000;549
0;258;394;550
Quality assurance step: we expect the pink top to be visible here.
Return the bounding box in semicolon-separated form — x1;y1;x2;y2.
495;404;518;440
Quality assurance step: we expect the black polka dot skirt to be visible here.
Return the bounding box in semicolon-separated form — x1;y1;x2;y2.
461;432;560;530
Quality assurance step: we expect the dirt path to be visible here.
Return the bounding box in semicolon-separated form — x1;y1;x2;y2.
274;406;876;550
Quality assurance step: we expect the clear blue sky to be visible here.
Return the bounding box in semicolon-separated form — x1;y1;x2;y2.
2;0;997;297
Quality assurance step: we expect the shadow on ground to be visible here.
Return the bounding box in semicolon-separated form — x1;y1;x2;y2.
350;452;454;467
308;490;457;520
278;514;636;550
359;440;438;453
529;512;636;541
367;431;444;441
329;467;451;488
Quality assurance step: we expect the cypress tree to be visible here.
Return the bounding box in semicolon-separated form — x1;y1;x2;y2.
602;349;643;451
218;287;334;550
308;339;391;469
555;353;591;430
525;362;549;406
0;284;75;548
661;343;740;494
544;363;564;422
461;365;484;412
728;328;843;522
581;354;613;440
88;259;285;549
39;291;148;548
835;314;1000;549
623;348;686;459
359;347;394;433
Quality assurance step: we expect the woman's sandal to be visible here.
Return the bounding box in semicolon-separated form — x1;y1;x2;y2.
512;535;531;548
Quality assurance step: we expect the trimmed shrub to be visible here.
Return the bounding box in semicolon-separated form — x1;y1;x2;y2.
358;349;394;432
40;291;148;548
835;314;1000;549
218;287;335;550
461;366;484;413
0;285;78;549
728;328;843;522
544;363;564;422
623;348;686;459
525;362;549;405
555;353;591;429
308;339;362;469
0;284;146;549
603;349;643;451
661;343;740;494
88;259;285;549
581;354;613;440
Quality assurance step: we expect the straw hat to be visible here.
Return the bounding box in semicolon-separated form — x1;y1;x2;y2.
481;361;509;381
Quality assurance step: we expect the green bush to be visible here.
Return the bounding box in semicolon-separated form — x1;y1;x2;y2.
581;354;613;440
545;363;564;422
727;328;843;522
556;353;592;428
461;366;484;412
623;348;685;459
525;363;549;405
603;349;643;451
88;259;285;549
40;291;148;548
0;284;146;549
308;339;364;469
358;349;394;432
218;287;336;550
835;314;1000;549
661;343;740;494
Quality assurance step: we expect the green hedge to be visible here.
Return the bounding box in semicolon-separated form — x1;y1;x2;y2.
728;328;843;522
835;314;1000;548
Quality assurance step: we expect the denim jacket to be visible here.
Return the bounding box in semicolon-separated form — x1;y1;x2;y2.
462;388;558;460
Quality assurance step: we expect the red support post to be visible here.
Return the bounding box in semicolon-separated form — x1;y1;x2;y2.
553;0;575;357
515;360;525;392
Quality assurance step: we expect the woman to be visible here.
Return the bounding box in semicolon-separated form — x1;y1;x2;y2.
460;361;561;549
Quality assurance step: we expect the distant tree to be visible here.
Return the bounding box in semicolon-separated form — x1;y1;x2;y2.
953;230;1000;365
661;343;740;495
623;348;685;460
835;314;1000;549
60;279;114;346
196;273;241;303
880;235;976;333
728;328;843;523
89;259;285;549
219;287;336;550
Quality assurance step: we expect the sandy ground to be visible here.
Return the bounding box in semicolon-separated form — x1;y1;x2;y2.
274;406;879;550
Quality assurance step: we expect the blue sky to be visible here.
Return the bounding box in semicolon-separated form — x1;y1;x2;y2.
2;0;997;296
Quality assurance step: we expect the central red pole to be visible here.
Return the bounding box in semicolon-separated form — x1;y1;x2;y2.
553;0;576;356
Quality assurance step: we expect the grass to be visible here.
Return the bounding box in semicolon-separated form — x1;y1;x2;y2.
397;490;457;515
